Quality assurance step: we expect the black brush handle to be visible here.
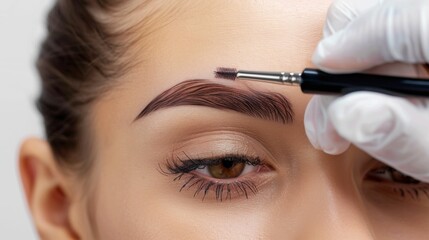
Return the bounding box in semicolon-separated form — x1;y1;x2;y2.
300;68;429;97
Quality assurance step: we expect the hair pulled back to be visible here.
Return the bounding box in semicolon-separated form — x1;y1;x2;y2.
37;0;128;172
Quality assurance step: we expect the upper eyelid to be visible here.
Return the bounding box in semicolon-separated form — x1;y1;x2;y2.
176;154;262;167
169;130;278;158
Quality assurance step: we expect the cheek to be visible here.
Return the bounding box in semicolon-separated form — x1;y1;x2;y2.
91;155;273;240
90;141;165;239
364;194;429;239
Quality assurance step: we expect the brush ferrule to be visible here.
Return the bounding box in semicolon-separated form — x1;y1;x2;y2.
236;71;302;85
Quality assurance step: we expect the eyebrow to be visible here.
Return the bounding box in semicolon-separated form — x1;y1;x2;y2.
134;79;294;124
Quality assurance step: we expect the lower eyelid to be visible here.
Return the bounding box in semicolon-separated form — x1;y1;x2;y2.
392;186;429;201
175;174;254;201
393;187;429;199
365;181;429;202
168;165;274;202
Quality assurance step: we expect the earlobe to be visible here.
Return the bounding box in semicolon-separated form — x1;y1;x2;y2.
19;138;80;240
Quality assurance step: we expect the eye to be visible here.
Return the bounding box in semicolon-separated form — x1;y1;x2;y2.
366;165;429;200
161;154;271;202
367;166;420;184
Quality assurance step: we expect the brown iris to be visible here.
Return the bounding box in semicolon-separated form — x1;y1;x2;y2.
208;159;245;179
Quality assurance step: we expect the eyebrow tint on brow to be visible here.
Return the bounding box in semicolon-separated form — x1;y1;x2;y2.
134;79;294;124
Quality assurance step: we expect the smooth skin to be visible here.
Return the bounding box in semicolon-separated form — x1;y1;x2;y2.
20;1;429;239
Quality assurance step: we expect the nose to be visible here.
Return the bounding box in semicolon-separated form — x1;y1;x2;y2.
268;160;377;240
295;158;377;240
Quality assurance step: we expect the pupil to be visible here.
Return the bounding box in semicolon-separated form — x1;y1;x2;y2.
222;160;234;168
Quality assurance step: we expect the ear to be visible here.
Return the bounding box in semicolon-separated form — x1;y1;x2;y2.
19;138;80;240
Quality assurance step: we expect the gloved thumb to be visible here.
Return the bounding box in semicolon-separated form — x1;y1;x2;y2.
304;95;351;155
329;91;429;182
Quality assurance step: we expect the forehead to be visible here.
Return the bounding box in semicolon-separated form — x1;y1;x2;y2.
139;0;331;77
102;0;332;93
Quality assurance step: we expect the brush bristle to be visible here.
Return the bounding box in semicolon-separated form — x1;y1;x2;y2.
214;67;237;80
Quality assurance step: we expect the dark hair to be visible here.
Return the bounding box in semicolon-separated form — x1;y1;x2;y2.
37;0;132;172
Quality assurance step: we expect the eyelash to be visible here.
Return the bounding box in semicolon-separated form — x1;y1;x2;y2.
367;166;429;200
160;153;264;202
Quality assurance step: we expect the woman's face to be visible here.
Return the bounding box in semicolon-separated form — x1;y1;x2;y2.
41;0;429;239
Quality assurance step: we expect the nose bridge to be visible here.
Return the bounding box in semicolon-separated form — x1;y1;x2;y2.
296;171;376;240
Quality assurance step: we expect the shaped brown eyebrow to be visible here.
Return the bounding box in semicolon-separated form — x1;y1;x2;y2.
135;79;294;124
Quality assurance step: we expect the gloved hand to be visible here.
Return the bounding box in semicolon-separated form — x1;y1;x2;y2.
305;0;429;182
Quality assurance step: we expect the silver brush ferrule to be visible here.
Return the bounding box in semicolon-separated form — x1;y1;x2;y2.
236;71;302;85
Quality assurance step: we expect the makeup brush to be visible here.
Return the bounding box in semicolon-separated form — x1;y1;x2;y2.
214;67;429;97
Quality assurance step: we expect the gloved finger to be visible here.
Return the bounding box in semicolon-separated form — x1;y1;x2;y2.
322;0;382;37
304;95;351;155
313;0;429;73
328;91;429;182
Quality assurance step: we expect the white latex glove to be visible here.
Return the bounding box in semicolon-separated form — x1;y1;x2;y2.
305;0;429;182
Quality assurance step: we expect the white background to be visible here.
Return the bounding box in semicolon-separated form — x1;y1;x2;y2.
0;0;54;239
